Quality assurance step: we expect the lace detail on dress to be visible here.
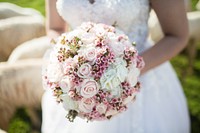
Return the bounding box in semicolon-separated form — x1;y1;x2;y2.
56;0;150;52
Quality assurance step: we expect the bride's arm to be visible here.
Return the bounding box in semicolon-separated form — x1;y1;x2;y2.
141;0;189;74
45;0;67;38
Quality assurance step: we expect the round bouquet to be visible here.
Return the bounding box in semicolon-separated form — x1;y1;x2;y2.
43;22;145;122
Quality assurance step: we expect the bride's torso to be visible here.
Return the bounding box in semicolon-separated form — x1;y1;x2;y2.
56;0;150;52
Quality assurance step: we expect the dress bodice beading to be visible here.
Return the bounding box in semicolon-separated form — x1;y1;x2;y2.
56;0;150;52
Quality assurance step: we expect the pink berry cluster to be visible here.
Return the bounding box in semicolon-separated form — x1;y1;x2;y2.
92;47;115;80
123;47;137;66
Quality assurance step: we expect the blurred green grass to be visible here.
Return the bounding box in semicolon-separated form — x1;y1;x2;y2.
191;0;200;10
0;0;45;16
8;108;31;133
171;45;200;132
0;0;200;133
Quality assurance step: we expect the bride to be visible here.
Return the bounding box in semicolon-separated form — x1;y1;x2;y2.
42;0;190;132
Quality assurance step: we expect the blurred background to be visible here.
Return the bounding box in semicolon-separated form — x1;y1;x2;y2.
0;0;199;133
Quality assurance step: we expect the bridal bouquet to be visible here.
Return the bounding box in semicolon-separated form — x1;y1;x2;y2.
43;22;145;122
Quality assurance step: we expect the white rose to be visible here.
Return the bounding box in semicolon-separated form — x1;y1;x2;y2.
79;98;95;113
109;41;125;57
96;103;107;114
59;76;74;93
91;25;106;37
77;63;92;78
107;33;131;57
60;94;78;111
80;22;94;31
81;33;96;44
78;46;96;63
65;29;85;41
47;63;64;82
127;66;140;87
108;32;124;56
80;79;99;98
49;51;59;63
85;47;96;62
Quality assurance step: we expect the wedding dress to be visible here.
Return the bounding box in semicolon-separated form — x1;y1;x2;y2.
42;0;190;133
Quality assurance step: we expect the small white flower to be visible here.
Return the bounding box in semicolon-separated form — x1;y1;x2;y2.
110;86;122;97
115;58;128;82
100;58;128;97
60;94;78;111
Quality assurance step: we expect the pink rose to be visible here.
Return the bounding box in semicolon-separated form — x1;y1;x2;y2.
96;104;107;114
59;76;74;93
85;47;96;62
77;63;91;78
79;98;95;113
80;79;99;98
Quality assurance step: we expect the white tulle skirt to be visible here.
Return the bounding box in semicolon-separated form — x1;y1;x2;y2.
41;40;190;133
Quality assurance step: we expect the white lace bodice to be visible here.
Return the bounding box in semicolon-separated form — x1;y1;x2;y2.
56;0;150;52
